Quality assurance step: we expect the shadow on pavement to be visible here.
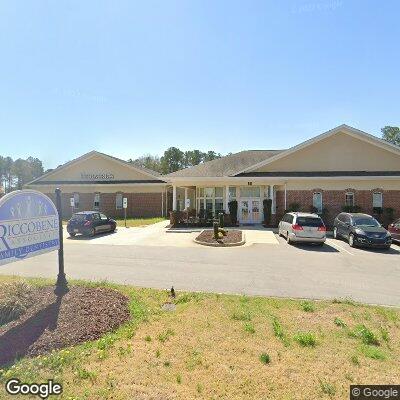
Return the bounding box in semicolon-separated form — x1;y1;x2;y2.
66;230;117;241
291;243;339;253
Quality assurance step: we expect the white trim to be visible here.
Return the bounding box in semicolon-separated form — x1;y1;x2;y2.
27;150;162;185
236;124;400;175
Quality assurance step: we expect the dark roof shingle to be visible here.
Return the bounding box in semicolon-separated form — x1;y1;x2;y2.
166;150;284;177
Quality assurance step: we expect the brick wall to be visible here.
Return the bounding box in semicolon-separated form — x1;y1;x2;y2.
45;192;164;219
276;189;400;227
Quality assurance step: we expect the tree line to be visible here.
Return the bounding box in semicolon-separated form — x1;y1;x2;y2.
129;147;223;174
1;127;399;193
0;156;44;193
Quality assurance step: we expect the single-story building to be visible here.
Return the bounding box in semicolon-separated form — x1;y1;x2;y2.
166;124;400;225
26;124;400;225
25;151;169;218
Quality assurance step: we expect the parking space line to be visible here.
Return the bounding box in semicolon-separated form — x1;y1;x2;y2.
326;239;354;255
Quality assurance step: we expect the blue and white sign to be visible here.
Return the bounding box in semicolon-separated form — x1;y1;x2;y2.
0;190;59;266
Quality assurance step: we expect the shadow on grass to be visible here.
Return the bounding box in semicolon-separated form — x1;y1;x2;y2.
0;292;65;366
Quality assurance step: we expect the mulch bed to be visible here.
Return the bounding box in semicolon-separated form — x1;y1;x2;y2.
195;229;243;245
0;286;130;366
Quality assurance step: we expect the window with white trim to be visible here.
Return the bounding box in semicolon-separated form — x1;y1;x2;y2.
345;192;354;207
197;187;224;214
373;192;383;208
239;186;260;198
94;193;100;210
73;193;80;209
116;193;123;209
229;187;237;200
312;192;323;213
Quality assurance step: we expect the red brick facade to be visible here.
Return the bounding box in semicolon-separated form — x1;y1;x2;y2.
276;189;400;227
45;192;164;219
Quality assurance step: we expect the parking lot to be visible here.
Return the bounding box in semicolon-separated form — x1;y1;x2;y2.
1;222;399;306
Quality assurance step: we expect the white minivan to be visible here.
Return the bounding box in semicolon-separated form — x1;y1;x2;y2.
278;212;326;245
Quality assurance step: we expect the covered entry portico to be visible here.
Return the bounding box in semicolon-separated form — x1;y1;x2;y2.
170;180;286;225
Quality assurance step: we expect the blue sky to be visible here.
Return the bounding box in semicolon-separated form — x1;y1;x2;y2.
1;0;399;169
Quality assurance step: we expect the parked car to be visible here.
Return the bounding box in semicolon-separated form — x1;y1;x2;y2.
278;212;326;245
387;218;400;243
333;212;392;249
67;211;117;237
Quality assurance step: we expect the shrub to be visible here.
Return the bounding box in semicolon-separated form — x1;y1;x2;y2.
342;205;362;213
288;203;301;212
259;353;270;364
350;325;380;346
300;301;315;312
228;200;238;224
263;198;272;225
294;332;317;347
213;222;219;239
218;212;224;228
0;281;35;326
334;317;347;328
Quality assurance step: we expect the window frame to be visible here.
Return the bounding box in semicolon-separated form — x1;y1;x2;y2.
372;192;383;209
94;193;100;210
116;193;123;210
312;192;323;214
73;193;80;209
345;192;355;207
196;187;224;215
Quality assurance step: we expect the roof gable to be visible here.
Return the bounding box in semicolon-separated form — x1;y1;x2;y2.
238;125;400;174
28;151;164;185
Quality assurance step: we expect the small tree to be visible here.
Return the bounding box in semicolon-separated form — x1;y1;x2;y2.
228;200;238;224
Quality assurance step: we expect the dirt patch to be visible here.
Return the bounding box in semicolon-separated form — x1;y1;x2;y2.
0;286;130;366
195;230;243;246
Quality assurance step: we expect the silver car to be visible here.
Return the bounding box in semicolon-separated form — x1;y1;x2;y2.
278;212;326;245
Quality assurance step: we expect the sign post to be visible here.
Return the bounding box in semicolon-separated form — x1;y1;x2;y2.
123;197;128;228
55;188;68;292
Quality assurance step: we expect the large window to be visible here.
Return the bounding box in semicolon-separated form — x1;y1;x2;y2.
313;192;323;213
73;193;80;209
229;187;237;200
116;193;123;209
373;192;383;208
197;187;224;215
94;193;100;210
345;192;355;207
240;186;260;198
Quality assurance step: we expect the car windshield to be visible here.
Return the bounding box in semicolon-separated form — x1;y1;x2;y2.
296;217;324;227
353;217;380;227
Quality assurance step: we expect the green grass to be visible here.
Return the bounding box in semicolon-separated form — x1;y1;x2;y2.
114;217;166;227
294;332;317;347
0;276;399;400
300;301;315;312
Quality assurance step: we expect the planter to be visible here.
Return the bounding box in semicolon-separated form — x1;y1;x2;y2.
194;229;245;247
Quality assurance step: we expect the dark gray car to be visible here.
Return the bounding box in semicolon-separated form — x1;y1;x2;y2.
333;213;392;249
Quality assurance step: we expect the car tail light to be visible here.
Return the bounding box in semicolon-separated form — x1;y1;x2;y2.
292;224;303;231
318;226;326;232
84;221;92;227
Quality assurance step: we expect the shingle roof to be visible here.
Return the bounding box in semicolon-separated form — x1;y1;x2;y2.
166;150;285;178
237;171;400;177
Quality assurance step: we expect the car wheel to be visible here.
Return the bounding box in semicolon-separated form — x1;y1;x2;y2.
333;227;338;239
87;228;95;237
384;245;391;250
69;232;76;237
348;233;355;248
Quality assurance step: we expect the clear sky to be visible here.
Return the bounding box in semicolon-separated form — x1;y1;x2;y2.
1;0;399;169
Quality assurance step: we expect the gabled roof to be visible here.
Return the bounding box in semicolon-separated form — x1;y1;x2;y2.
166;150;285;178
236;124;400;175
27;150;164;185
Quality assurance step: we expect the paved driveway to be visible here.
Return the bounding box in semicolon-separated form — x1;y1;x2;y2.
1;223;399;306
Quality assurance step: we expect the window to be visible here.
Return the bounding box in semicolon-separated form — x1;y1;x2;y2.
373;192;383;208
116;193;123;209
73;193;80;209
100;213;108;220
345;192;354;207
197;187;224;215
94;193;100;210
229;187;237;199
312;192;323;213
92;213;100;221
240;186;260;198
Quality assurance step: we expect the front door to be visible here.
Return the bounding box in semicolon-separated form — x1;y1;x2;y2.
239;199;262;224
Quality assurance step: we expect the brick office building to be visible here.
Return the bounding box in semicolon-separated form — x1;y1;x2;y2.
25;151;169;218
26;125;400;226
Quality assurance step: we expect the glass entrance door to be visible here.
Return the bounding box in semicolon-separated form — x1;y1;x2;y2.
239;199;262;224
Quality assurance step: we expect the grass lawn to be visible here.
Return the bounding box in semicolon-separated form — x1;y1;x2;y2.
62;217;166;228
0;276;399;399
113;217;166;228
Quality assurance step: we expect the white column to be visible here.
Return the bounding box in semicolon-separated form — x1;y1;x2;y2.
271;185;276;214
225;185;230;213
172;185;177;211
184;187;188;210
